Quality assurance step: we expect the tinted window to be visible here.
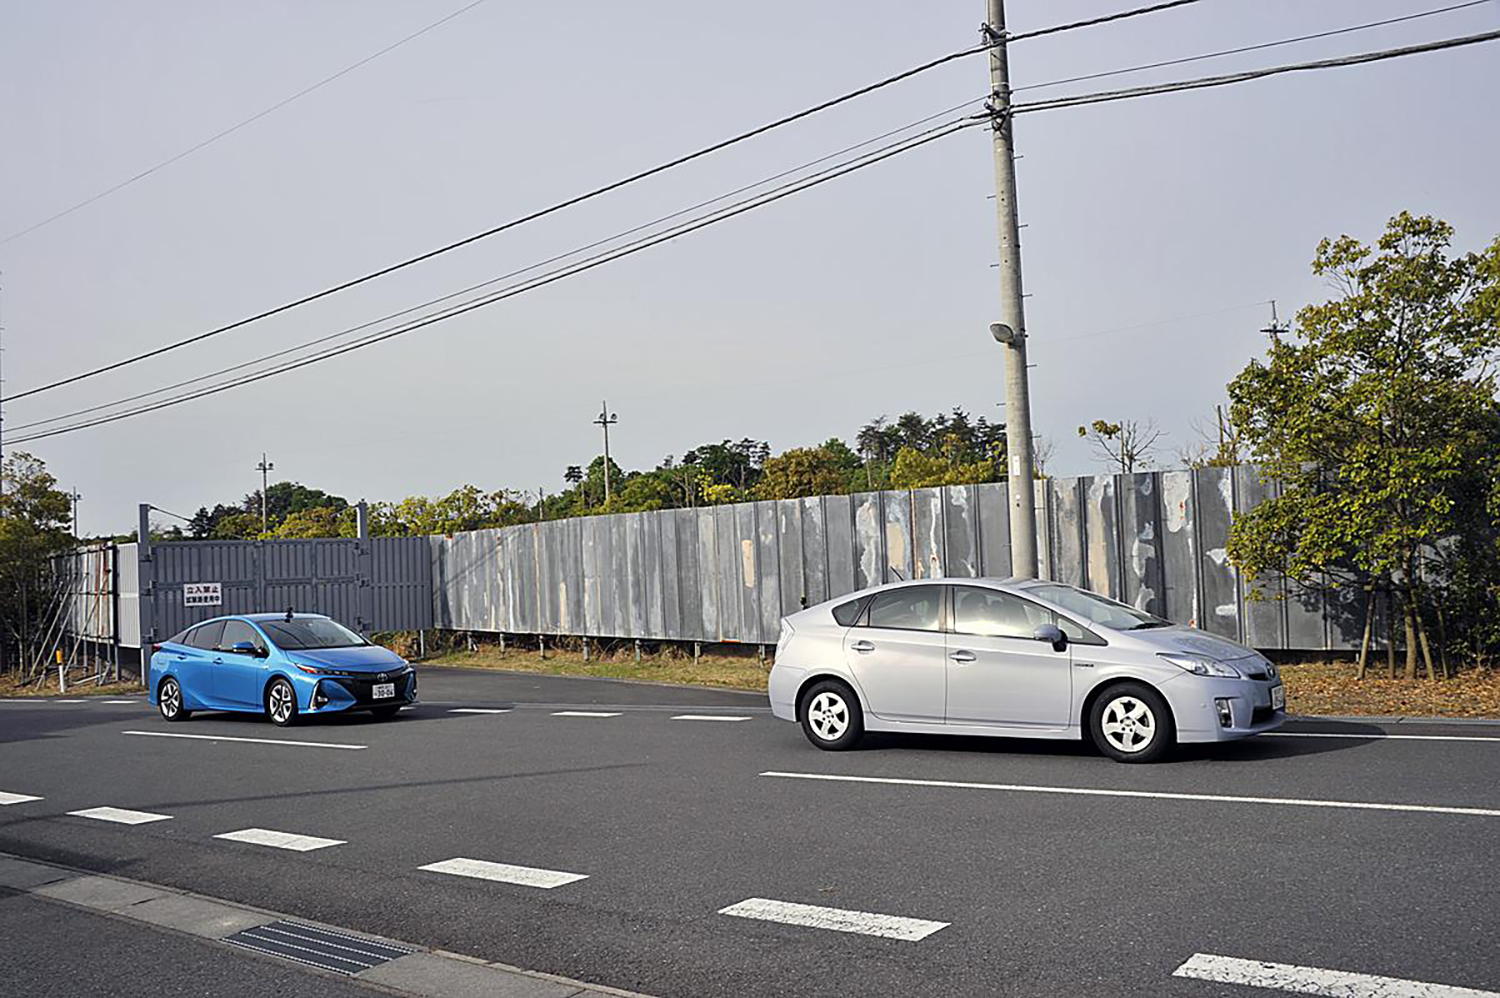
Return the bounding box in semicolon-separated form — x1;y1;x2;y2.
186;621;225;650
218;620;265;653
831;597;868;627
952;586;1052;638
167;628;190;645
865;587;941;632
259;618;366;650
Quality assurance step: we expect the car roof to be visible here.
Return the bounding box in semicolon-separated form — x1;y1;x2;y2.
186;613;331;625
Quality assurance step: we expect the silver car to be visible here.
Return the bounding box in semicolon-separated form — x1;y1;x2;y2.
769;578;1285;763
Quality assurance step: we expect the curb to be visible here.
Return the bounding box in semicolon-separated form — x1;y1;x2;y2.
0;851;654;998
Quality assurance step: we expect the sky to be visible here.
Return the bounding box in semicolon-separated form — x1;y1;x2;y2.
2;0;1497;537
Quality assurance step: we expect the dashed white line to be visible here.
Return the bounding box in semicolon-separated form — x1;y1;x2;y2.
101;700;140;705
214;828;346;852
1270;732;1500;743
51;699;88;704
68;806;172;825
760;771;1500;818
0;791;43;806
1172;952;1500;997
550;711;622;718
448;708;512;714
123;730;366;750
671;714;753;722
418;857;588;889
718;898;949;941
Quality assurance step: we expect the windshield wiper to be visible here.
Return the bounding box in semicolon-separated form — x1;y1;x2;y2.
1126;621;1173;630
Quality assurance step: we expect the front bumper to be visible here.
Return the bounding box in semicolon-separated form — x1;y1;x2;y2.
306;669;418;714
1166;674;1286;743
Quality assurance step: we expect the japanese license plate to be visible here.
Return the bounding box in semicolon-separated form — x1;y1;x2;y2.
372;683;395;700
1271;684;1286;710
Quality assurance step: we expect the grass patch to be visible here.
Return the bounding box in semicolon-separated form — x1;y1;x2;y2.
1282;662;1500;718
425;646;770;692
0;671;143;698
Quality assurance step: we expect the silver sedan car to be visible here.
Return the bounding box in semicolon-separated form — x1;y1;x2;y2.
769;578;1285;763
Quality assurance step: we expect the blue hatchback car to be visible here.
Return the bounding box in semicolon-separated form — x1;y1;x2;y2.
148;613;417;726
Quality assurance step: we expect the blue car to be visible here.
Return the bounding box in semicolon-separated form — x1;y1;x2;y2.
148;613;417;726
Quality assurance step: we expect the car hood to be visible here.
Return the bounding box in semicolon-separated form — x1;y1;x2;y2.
286;645;407;673
1129;626;1261;663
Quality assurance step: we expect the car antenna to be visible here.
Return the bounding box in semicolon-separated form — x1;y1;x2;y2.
889;566;904;581
285;606;295;622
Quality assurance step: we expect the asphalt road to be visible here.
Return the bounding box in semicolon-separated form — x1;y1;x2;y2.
2;666;1499;997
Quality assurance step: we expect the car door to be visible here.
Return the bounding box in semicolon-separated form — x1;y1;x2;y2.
178;621;225;707
212;620;268;708
843;585;947;722
945;586;1072;728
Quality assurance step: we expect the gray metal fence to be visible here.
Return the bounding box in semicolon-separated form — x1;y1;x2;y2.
430;466;1363;652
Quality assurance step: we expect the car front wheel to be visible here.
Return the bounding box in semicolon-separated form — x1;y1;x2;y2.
158;678;190;722
799;680;863;751
1090;683;1174;763
266;678;299;727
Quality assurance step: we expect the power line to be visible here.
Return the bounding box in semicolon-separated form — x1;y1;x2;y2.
2;0;1195;404
1012;29;1500;114
1013;0;1489;93
5;98;986;435
0;0;492;248
5;119;983;444
1008;0;1205;42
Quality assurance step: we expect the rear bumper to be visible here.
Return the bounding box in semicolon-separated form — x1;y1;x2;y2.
768;664;806;722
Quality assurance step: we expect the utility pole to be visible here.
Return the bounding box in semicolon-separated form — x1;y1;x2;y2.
0;268;7;498
593;402;617;505
984;0;1037;579
255;453;274;533
69;489;82;539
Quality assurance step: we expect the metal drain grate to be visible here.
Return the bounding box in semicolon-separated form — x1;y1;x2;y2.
224;919;414;975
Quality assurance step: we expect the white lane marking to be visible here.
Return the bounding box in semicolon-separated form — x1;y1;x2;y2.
1173;953;1500;997
0;791;43;806
101;700;140;705
68;806;172;825
718;898;949;941
550;710;622;717
671;714;753;722
760;772;1500;818
51;699;88;704
448;708;512;714
418;857;588;889
214;828;346;852
1271;732;1500;743
123;730;366;750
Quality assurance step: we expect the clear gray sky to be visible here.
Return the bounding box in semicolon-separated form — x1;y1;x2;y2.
3;0;1497;536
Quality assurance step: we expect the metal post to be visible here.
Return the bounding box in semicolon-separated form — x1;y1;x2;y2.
634;639;641;662
69;489;82;540
137;504;155;689
594;402;618;505
582;636;589;661
985;0;1037;579
255;453;274;534
355;501;374;638
539;634;546;659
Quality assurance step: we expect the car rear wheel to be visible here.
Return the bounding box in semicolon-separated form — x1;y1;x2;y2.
370;705;401;720
1090;683;1174;763
799;680;863;751
266;678;299;727
158;678;190;722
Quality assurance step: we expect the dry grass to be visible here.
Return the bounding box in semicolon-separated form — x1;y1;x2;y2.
1281;661;1500;718
424;646;771;692
0;671;143;698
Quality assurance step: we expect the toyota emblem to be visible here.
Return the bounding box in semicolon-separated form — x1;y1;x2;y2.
377;673;388;683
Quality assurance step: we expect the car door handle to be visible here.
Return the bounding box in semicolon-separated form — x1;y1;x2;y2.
949;650;976;663
850;640;875;653
212;656;224;664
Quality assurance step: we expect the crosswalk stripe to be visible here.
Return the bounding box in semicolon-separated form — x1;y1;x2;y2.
0;791;43;806
718;898;949;941
418;857;587;889
68;806;172;825
1173;952;1500;997
214;828;346;852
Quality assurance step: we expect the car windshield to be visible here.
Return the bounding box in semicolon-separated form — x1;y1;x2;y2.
258;618;367;650
1026;584;1168;631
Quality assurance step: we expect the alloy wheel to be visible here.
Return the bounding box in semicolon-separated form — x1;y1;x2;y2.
268;682;294;725
1100;695;1156;754
807;691;849;742
160;680;180;719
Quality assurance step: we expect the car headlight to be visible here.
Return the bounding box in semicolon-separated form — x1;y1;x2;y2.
294;663;356;677
1158;653;1242;678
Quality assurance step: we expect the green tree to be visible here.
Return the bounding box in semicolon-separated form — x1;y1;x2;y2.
0;452;74;673
888;446;996;489
269;506;356;539
755;441;861;500
1226;212;1500;678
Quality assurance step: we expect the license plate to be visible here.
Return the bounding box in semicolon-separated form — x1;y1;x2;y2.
372;683;395;700
1271;684;1286;710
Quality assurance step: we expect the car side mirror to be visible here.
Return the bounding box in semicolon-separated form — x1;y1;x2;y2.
230;641;265;657
1033;623;1067;653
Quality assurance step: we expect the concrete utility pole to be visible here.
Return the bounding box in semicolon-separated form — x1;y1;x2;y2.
255;453;274;533
984;0;1038;579
69;489;82;539
593;402;617;505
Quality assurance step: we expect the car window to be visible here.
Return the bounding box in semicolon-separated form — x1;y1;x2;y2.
1057;615;1107;646
259;618;367;650
865;586;942;632
217;620;265;653
167;628;190;645
831;597;869;627
185;621;225;650
951;586;1052;638
1027;583;1165;631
